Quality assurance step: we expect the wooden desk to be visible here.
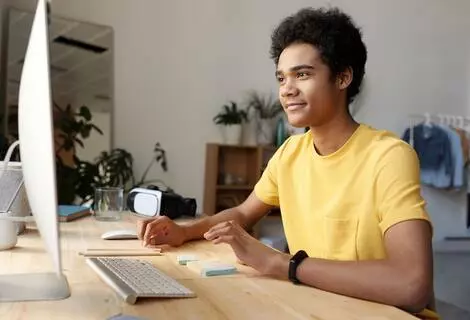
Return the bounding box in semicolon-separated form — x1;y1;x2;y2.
0;215;417;320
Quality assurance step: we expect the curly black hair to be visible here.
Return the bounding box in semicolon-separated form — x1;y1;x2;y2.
270;7;367;105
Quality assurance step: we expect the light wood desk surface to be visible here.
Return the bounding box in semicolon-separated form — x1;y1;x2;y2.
0;214;417;320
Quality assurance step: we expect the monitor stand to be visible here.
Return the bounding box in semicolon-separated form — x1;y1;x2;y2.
0;216;70;302
0;273;70;302
0;195;69;302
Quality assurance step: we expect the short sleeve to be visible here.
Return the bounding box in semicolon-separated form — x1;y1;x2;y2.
253;146;282;207
376;143;431;234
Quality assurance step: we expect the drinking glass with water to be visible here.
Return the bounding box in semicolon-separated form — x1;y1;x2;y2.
94;187;124;221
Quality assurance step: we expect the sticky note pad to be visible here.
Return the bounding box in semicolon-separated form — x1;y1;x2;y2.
187;260;237;277
177;254;198;265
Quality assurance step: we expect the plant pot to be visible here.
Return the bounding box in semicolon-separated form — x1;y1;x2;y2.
222;124;242;145
257;118;275;145
242;120;257;146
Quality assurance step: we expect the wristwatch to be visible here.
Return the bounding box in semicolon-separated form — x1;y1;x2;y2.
288;250;308;284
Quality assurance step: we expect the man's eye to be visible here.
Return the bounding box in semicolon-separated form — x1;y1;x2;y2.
297;72;309;78
276;76;285;83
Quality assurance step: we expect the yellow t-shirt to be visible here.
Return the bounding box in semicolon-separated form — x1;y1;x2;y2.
254;124;438;319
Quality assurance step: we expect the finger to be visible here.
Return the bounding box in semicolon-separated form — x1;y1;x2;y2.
137;219;154;240
143;218;168;245
144;239;166;250
146;243;170;253
204;220;237;238
148;244;164;251
212;235;235;245
143;219;166;244
146;232;170;246
204;225;233;241
206;221;233;234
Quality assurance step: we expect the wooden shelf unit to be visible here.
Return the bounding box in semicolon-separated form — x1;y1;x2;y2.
203;143;277;215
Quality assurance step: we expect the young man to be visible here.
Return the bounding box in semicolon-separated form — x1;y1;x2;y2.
137;7;438;319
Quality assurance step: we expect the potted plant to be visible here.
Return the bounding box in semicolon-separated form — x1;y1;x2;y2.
3;102;172;207
53;103;104;204
213;101;248;145
75;142;171;205
54;103;171;205
245;91;283;145
132;142;173;192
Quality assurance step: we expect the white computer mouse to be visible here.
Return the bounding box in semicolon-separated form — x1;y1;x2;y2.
101;229;139;240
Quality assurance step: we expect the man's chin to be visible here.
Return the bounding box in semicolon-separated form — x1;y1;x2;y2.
286;116;310;128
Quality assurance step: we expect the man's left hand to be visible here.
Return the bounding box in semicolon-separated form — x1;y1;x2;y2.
203;220;288;276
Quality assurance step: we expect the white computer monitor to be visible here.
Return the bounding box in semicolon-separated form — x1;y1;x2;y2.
0;0;70;301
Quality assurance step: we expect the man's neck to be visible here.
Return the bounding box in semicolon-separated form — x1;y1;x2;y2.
309;115;359;156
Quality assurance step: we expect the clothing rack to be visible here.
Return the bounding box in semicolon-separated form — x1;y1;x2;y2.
408;112;470;124
408;113;470;240
407;112;470;151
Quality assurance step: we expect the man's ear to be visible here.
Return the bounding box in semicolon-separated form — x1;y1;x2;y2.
337;67;353;90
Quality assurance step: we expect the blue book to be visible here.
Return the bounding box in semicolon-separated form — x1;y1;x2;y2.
58;205;91;222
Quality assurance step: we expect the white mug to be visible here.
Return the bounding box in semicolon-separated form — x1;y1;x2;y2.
0;213;18;250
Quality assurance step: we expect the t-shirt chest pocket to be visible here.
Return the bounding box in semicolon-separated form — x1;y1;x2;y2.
322;215;359;261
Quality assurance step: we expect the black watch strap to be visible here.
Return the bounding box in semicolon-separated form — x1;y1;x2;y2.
288;250;309;284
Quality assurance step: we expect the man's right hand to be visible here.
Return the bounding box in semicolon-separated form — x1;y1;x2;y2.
137;216;186;247
135;192;274;249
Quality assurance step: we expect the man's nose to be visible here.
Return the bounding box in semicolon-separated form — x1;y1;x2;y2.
280;78;298;97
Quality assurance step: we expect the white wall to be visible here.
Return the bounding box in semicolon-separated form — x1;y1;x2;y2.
6;0;470;241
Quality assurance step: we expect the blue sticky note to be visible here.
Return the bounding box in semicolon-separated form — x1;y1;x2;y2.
187;261;237;277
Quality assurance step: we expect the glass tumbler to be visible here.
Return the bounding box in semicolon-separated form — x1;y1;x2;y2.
94;187;124;221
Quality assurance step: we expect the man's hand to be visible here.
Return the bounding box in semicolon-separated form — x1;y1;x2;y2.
137;216;186;247
204;221;286;275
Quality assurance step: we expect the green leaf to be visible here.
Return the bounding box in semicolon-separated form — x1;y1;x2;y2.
79;106;92;121
74;138;84;148
91;124;103;135
245;91;282;119
80;126;91;139
214;100;249;125
161;160;167;171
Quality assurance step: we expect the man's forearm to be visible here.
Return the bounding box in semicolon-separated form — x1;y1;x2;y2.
181;207;248;242
270;254;430;312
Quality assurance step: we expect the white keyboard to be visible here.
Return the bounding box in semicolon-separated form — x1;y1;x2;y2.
86;257;196;304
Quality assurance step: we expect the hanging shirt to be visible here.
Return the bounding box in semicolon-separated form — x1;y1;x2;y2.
418;125;463;189
453;127;469;165
402;124;452;174
439;125;464;189
420;162;451;188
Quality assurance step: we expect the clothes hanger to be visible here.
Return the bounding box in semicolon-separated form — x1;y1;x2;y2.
464;117;470;134
437;114;445;125
457;116;464;129
445;115;451;126
424;112;432;127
